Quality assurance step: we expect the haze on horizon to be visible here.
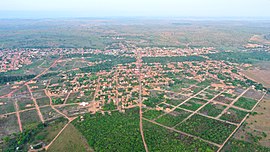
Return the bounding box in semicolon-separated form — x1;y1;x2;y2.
0;0;270;19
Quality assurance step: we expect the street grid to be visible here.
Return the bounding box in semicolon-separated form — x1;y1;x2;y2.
0;55;267;151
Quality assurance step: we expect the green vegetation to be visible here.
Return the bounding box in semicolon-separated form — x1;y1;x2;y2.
48;124;92;152
222;93;237;99
143;94;165;107
206;51;270;64
102;102;117;111
0;74;36;85
222;138;270;152
142;55;205;64
180;98;207;111
67;54;136;73
176;114;236;144
52;98;64;105
143;120;218;152
234;97;257;110
0;99;15;114
166;98;186;106
220;108;248;123
199;103;226;117
197;80;212;87
73;108;217;151
156;108;191;127
143;109;164;120
73;109;145;151
2;118;68;151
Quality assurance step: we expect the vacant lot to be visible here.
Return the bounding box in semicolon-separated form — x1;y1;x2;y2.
0;114;20;139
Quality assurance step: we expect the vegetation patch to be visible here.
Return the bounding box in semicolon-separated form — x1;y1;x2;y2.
73;109;145;151
206;51;270;64
143;120;218;152
1;118;68;151
165;98;186;106
199;103;226;117
143;109;164;120
222;138;270;152
180;98;207;111
48;124;92;152
234;97;258;110
155;108;191;127
220;108;248;123
142;55;206;64
175;114;236;144
143;94;165;108
20;110;41;130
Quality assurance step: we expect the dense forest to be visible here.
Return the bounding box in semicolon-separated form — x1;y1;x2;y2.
206;51;270;64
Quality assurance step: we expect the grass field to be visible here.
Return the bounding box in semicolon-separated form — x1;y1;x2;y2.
0;114;20;139
20;110;41;130
48;124;92;152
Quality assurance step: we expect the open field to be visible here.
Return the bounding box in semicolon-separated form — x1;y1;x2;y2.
242;62;270;88
233;94;270;148
242;70;270;88
0;114;20;139
48;124;93;152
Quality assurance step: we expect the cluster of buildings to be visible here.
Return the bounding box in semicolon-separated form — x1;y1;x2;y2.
138;47;217;57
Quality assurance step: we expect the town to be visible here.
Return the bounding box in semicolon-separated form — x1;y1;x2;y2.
0;46;269;151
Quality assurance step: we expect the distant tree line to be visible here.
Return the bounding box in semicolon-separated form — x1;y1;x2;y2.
142;55;205;64
79;55;136;73
206;51;270;64
0;74;36;84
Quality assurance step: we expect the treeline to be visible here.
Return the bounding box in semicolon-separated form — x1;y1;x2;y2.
64;53;120;62
80;56;136;73
40;72;59;78
65;53;103;60
206;51;270;64
0;74;36;84
142;55;205;64
246;78;266;91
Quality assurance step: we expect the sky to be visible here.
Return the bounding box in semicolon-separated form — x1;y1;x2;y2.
0;0;270;18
